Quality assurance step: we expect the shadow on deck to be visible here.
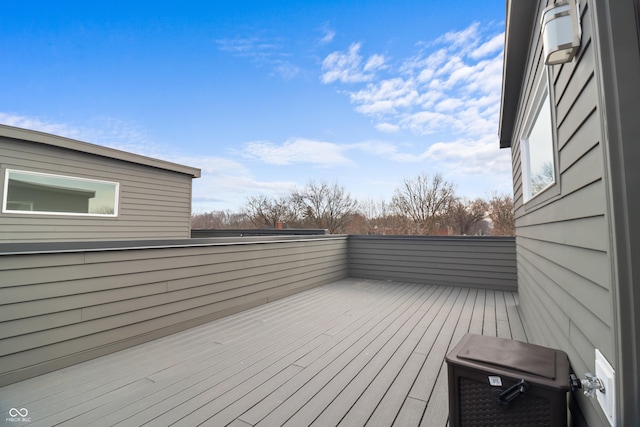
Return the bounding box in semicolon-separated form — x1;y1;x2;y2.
0;278;524;426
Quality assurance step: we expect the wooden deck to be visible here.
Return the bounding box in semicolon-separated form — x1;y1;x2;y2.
0;278;526;426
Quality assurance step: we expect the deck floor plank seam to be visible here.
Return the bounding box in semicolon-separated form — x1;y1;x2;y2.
112;280;416;426
397;287;469;424
361;286;459;427
308;285;445;427
332;285;449;427
505;291;527;342
103;279;406;427
249;281;433;427
237;282;426;426
155;281;416;427
285;284;442;427
419;285;479;426
30;282;371;426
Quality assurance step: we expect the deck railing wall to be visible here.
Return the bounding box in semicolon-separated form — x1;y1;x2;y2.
0;234;517;387
0;235;348;387
348;235;517;291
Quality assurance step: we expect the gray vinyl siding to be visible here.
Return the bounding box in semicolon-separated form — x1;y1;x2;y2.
348;236;517;291
0;137;194;242
592;0;640;423
0;235;348;386
511;1;612;424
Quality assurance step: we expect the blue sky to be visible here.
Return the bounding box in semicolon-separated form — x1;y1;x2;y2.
1;0;510;213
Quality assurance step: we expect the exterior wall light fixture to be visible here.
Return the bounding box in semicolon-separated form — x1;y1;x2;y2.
541;0;581;65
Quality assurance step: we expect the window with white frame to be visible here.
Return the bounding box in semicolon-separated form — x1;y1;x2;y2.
521;73;556;202
2;169;119;216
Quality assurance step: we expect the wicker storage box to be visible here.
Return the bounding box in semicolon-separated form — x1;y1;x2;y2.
446;334;570;427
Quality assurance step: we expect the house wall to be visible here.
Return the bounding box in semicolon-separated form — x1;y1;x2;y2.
348;236;517;291
0;136;195;242
0;235;348;387
510;1;613;424
591;0;640;423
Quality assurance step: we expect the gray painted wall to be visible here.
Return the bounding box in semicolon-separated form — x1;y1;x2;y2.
348;236;517;291
507;1;614;424
592;0;640;423
0;136;196;242
0;236;348;386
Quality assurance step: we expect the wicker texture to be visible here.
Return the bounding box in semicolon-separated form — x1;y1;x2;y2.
458;377;552;426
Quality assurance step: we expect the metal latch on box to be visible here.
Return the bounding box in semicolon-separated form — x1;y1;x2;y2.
497;379;530;406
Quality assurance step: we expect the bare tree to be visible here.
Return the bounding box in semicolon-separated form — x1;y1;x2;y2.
391;172;456;234
487;193;515;236
191;210;251;229
358;198;394;234
244;195;296;228
291;180;358;233
447;197;489;235
191;212;217;229
344;212;368;234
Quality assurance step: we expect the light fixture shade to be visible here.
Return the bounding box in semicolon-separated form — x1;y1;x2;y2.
541;1;581;65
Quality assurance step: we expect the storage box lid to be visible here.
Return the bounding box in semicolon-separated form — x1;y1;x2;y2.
457;334;557;379
446;334;570;389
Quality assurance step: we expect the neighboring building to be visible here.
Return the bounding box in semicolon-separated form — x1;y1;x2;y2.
0;125;201;242
500;0;640;425
0;125;347;388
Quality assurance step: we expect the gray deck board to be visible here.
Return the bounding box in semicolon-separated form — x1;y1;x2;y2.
251;283;429;427
0;278;525;427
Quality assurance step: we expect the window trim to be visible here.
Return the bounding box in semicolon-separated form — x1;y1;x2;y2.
520;68;560;207
2;169;120;217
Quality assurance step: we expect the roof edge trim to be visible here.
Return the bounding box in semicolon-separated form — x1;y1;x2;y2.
0;124;201;178
499;0;539;149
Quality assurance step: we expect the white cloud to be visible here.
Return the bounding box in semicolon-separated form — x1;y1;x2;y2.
181;156;251;177
400;110;458;135
271;61;301;80
349;141;398;156
364;54;385;71
0;112;170;158
237;134;512;178
337;136;511;193
0;112;83;140
321;43;386;84
349;78;423;116
470;33;505;59
375;122;400;133
243;138;352;167
347;141;426;163
314;21;510;196
216;37;282;55
183;155;297;211
463;52;504;95
436;22;482;51
319;25;336;44
423;135;512;175
215;35;300;80
435;97;464;112
323;22;505;140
